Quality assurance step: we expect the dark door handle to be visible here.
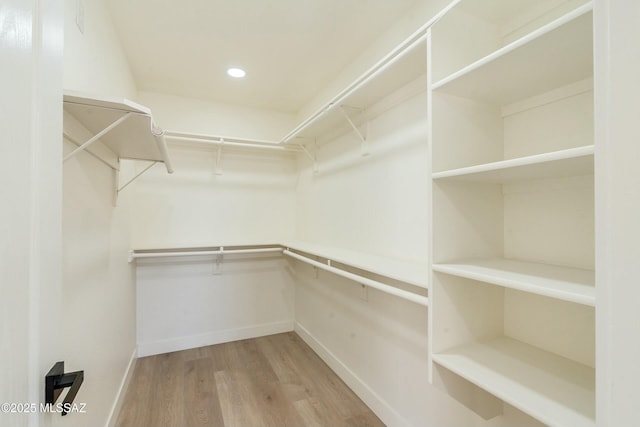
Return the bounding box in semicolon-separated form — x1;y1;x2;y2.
45;361;84;416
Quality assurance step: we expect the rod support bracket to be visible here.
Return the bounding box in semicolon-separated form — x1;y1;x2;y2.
338;105;370;156
295;137;319;174
214;247;223;274
215;140;224;175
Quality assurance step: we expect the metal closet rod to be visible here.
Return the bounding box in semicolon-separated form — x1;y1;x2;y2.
164;132;302;152
129;244;428;306
282;249;429;307
129;246;283;261
279;0;460;144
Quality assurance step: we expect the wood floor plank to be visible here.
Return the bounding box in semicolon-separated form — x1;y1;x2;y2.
345;412;388;427
115;332;385;427
149;352;185;427
215;369;265;427
292;398;326;427
276;333;373;420
250;381;305;427
255;335;304;383
115;354;155;427
183;357;224;427
236;338;280;385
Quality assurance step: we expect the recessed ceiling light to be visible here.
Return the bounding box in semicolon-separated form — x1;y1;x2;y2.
227;67;246;78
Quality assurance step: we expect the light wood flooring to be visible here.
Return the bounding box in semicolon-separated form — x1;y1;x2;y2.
116;332;385;427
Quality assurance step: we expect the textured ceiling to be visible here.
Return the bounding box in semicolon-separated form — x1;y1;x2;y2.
107;0;420;113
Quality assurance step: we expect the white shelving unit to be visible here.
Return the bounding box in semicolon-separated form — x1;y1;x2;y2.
428;1;595;425
433;258;595;306
432;145;594;183
432;337;595;427
63;91;173;173
433;4;593;105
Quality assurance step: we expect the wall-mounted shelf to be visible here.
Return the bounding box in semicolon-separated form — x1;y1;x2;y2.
433;258;595;306
432;145;594;183
432;337;595;427
433;4;593;105
63;91;174;174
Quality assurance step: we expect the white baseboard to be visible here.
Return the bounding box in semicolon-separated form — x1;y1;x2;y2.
294;322;411;427
137;320;295;357
105;348;137;427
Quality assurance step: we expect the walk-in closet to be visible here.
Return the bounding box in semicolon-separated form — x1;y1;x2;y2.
3;0;640;427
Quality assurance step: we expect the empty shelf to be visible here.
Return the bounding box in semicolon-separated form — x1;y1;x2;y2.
63;91;173;171
433;258;594;306
433;5;593;106
432;145;594;183
432;337;595;427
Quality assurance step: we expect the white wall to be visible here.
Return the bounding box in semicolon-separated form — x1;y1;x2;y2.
0;1;64;427
293;86;432;427
62;0;138;426
130;93;298;358
137;91;296;141
136;254;295;356
295;86;429;262
129;93;298;249
130;140;298;359
61;144;137;427
295;0;450;126
130;145;297;248
64;0;136;99
132;91;298;248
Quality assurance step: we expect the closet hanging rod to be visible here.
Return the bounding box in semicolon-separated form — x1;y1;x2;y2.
279;0;460;144
283;249;429;307
129;247;283;262
152;127;175;173
165;132;301;152
281;34;427;143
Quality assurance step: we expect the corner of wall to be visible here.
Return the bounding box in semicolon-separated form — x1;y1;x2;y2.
64;0;137;99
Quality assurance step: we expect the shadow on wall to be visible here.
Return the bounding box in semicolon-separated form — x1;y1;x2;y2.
285;260;428;361
302;117;427;178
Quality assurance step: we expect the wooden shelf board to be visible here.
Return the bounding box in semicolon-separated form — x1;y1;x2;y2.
432;145;594;183
433;258;595;306
283;241;428;289
433;5;593;106
433;337;595;427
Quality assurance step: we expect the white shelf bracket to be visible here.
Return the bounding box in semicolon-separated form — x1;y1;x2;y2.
117;161;158;194
63;112;133;163
339;106;370;156
214;247;223;274
215;140;224;176
295;138;319;174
